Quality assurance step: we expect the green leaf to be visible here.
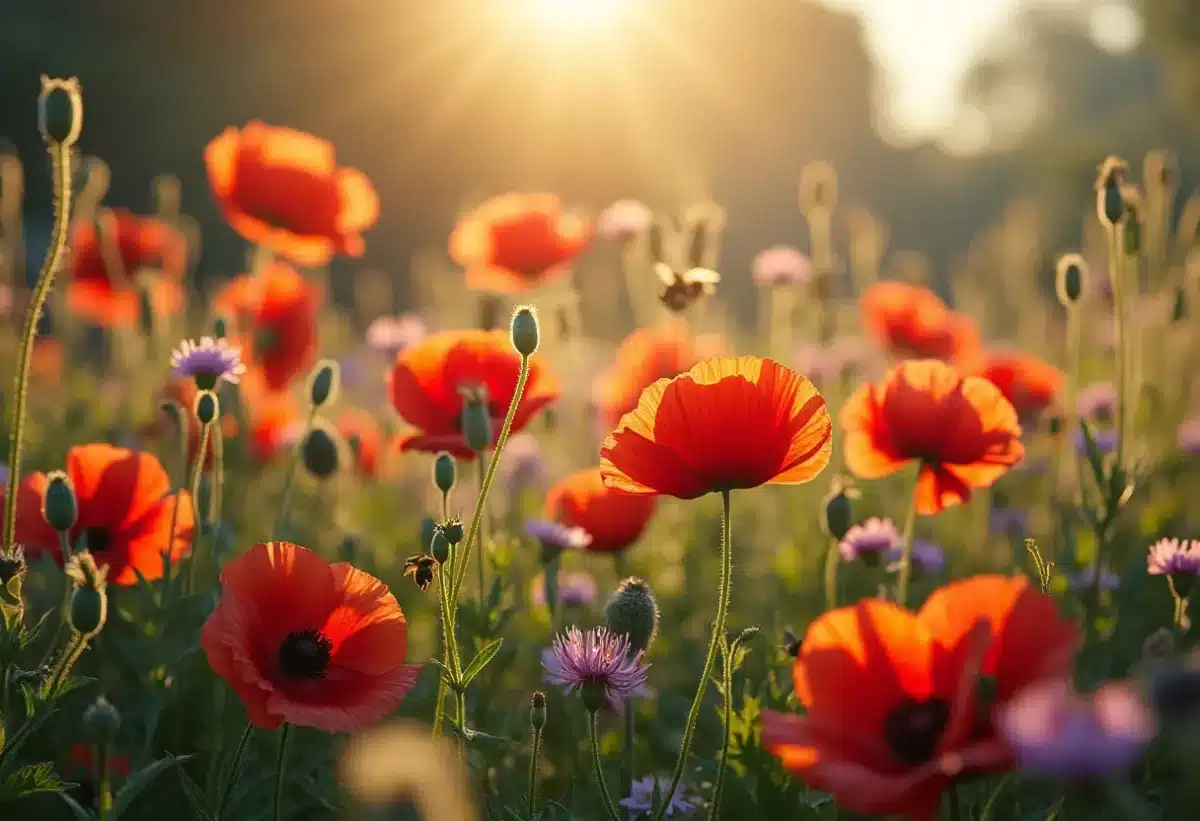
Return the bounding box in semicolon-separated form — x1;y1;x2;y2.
168;755;213;821
427;657;458;688
0;709;58;778
979;773;1016;821
460;638;504;688
446;724;513;746
112;755;193;820
59;793;95;821
0;761;69;803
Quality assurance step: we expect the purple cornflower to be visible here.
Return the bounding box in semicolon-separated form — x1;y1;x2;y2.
366;314;426;356
531;570;598;608
499;432;547;492
885;540;946;575
1177;419;1200;455
596;199;654;242
752;245;812;287
1068;566;1120;593
1076;382;1117;422
542;627;650;711
525;519;593;551
619;775;702;817
1148;538;1200;577
170;336;246;389
839;517;901;564
1074;427;1117;456
990;507;1029;538
997;679;1155;780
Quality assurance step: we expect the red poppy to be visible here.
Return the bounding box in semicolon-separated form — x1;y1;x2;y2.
595;324;697;429
240;379;304;462
335;409;383;478
69;742;132;779
761;575;1078;821
388;329;560;458
600;356;833;499
449;193;591;294
201;541;421;732
67;209;186;327
2;444;194;585
214;262;321;391
205;122;379;267
861;281;979;360
544;468;656;553
841;360;1024;516
961;350;1064;420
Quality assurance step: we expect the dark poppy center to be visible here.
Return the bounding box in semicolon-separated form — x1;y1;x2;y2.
278;628;333;678
883;698;949;766
83;526;112;553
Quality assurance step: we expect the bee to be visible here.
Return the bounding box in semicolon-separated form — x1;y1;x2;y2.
654;261;721;313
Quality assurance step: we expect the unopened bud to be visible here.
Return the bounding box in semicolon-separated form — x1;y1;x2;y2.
1096;156;1128;227
461;393;493;453
301;425;341;479
213;315;230;339
419;517;437;553
82;696;121;744
442;519;465;546
433;451;456;494
510;306;540;357
43;471;77;533
38;76;83;147
530;691;547;731
309;359;340;408
603;577;659;655
66;552;108;637
799;161;839;214
821;478;857;541
1055;253;1088;306
430;528;451;565
194;390;219;426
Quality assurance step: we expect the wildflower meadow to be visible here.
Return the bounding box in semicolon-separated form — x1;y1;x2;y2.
5;54;1200;821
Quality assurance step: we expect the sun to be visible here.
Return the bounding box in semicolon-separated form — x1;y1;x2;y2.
518;0;634;30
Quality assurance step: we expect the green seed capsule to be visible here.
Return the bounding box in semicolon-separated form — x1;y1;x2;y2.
603;577;660;655
510;306;540;356
43;471;78;533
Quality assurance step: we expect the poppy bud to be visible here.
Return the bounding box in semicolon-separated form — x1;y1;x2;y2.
603;577;659;655
419;516;437;552
37;76;83;147
213;315;230;340
510;305;540;357
43;471;77;533
194;390;219;427
580;679;607;714
820;477;857;542
433;451;457;494
461;393;493;453
339;534;362;564
309;359;341;409
0;546;26;586
82;696;121;744
301;425;341;479
799;161;839;214
530;691;547;731
1095;156;1128;227
66;552;108;638
430;528;451;565
1055;253;1088;306
442;518;465;546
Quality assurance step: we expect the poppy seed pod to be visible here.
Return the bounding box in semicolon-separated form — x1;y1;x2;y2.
213;315;230;340
1096;156;1128;227
510;305;540;357
419;516;437;553
530;691;547;731
441;519;465;546
301;426;342;479
194;390;220;426
603;577;660;655
82;696;121;744
1055;253;1088;306
43;471;78;533
309;359;341;408
821;479;856;541
66;552;109;638
799;161;839;214
433;451;456;494
37;76;83;147
461;395;493;453
430;528;451;565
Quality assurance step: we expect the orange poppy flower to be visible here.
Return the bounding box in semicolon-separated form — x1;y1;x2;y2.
200;541;422;732
69;742;132;779
67;209;186;327
544;468;656;553
962;350;1064;420
214;263;321;392
595;324;697;429
2;444;194;585
841;360;1024;516
600;356;833;499
761;575;1078;821
388;329;560;458
205;122;379;267
449;193;591;294
335;409;383;478
861;281;979;360
241;382;304;462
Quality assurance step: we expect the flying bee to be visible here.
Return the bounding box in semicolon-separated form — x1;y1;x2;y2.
654;261;720;313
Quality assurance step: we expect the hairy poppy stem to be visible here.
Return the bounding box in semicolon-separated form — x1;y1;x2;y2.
209;424;225;525
432;568;456;738
3;139;74;551
1062;303;1083;509
271;724;291;821
527;719;543;821
1108;227;1128;473
588;711;623;821
40;532;75;669
895;486;919;608
707;637;735;821
46;631;88;697
273;408;317;540
163;403;189;592
95;740;112;821
947;783;963;821
823;537;840;611
652;489;734;821
183;422;211;596
620;696;635;801
476;452;488;608
214;722;253;821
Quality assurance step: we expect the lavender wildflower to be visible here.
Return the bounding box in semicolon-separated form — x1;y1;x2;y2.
838;517;901;565
1068;566;1120;594
542;627;650;712
1076;382;1117;422
619;775;702;817
1177;419;1200;455
885;540;945;575
170;336;246;389
752;245;812;287
1148;538;1200;579
989;507;1029;538
526;519;593;561
531;570;597;608
1074;427;1117;456
366;314;427;356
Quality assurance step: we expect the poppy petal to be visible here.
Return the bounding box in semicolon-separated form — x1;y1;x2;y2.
219;542;340;650
265;663;422;733
324;563;410;676
68;445;171;528
335;168;380;235
200;597;280;729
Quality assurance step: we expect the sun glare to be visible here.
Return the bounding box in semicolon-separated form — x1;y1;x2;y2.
519;0;633;30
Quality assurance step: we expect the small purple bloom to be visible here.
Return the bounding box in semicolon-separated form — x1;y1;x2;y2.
366;314;427;356
990;507;1029;538
170;336;246;388
525;519;593;551
839;517;901;563
619;775;702;817
1148;538;1200;577
997;679;1155;780
531;570;597;608
794;339;872;386
596;199;654;242
1074;427;1117;456
1178;419;1200;455
752;245;812;287
885;540;946;575
1068;566;1120;593
499;432;547;492
1076;382;1117;422
542;627;650;710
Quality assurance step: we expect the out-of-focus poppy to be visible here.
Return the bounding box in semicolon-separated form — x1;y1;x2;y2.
961;350;1064;420
69;742;132;780
841;360;1023;515
860;281;979;360
389;329;560;458
336;409;383;478
67;209;186;327
600;356;833;499
241;379;304;463
594;324;697;428
214;262;321;392
205;122;378;267
31;338;64;382
200;541;421;732
544;468;656;553
761;575;1078;821
2;444;194;585
449;193;590;294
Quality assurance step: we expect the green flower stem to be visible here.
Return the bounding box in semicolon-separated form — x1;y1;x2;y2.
527;721;543;821
652;489;734;821
432;568;456;738
39;531;75;669
162;404;190;589
183;422;211;596
947;784;963;821
894;484;920;608
271;724;291;821
621;699;635;800
823;537;840;611
707;639;735;821
95;740;112;821
588;711;624;821
203;683;227;797
3;141;73;550
475;452;488;608
1063;304;1083;507
46;631;87;698
214;722;253;821
273;407;317;539
455;689;468;760
1108;228;1128;472
209;424;225;525
1084;519;1115;641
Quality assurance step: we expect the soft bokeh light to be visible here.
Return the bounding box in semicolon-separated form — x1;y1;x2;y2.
510;0;634;32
